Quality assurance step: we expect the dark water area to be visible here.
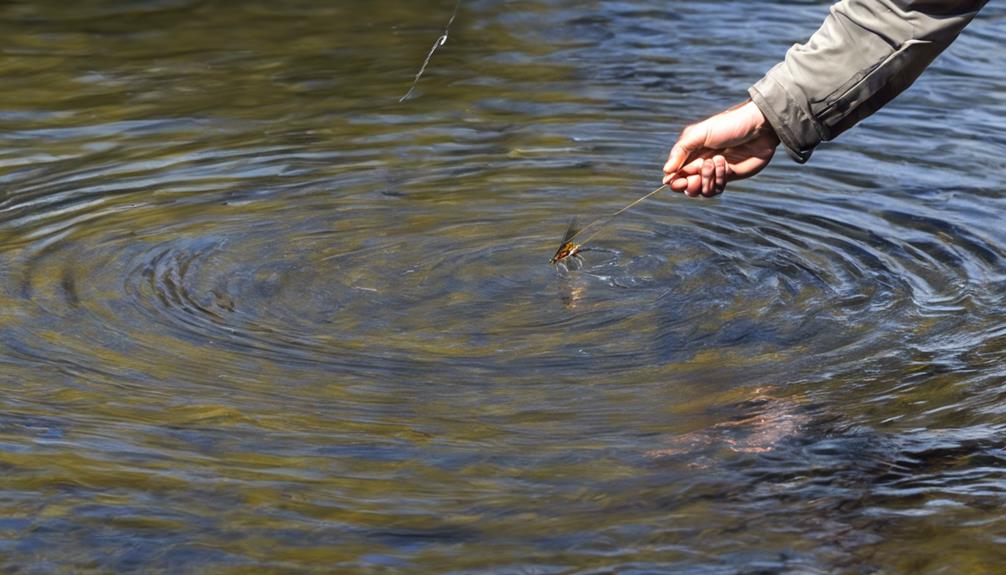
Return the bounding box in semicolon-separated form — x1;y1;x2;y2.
1;0;1004;572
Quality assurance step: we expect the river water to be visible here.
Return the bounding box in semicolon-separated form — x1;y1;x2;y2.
1;1;1004;573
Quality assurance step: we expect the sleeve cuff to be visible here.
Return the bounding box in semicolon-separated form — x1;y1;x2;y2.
748;69;824;164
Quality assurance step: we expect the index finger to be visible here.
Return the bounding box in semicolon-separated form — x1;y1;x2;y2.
663;142;691;175
662;125;706;174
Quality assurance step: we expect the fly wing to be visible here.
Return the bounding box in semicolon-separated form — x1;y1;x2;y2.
550;218;580;264
560;217;578;243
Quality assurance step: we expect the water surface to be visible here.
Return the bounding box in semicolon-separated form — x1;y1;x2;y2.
1;1;1005;573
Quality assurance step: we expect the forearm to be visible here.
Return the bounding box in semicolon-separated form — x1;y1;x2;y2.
749;0;987;163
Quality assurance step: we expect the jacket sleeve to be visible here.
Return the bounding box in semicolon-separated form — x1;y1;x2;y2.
748;0;987;163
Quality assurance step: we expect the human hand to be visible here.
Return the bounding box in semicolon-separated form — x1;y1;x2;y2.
662;100;780;197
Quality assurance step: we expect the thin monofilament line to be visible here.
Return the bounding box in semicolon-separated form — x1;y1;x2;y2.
399;0;461;102
567;184;669;248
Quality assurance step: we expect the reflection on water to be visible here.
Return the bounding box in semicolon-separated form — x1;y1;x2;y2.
0;0;1005;572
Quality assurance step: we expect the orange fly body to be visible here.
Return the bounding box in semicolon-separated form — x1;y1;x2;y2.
549;219;582;265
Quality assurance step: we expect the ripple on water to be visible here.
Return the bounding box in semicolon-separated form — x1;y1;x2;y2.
5;166;1003;392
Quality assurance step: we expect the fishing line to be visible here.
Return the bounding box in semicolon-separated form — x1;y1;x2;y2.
566;184;669;248
400;0;461;102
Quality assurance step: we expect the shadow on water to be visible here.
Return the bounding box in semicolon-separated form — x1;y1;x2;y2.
0;0;1004;572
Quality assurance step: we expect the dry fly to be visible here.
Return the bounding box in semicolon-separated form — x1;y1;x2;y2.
549;184;670;266
549;218;583;265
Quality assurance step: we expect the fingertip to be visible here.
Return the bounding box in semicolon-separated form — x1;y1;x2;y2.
685;174;702;197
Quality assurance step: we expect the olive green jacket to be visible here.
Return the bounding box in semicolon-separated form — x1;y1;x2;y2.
749;0;988;163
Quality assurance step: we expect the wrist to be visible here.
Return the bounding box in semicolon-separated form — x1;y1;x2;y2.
736;101;778;149
739;100;765;132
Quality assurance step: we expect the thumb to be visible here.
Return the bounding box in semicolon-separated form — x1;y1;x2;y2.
663;124;706;174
